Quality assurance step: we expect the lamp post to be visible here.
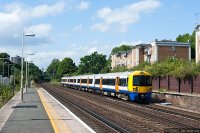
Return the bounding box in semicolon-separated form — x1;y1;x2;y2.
25;54;34;92
11;66;15;86
28;61;33;87
11;66;16;95
20;32;35;102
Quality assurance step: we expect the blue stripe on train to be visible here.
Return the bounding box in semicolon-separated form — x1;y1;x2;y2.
68;84;151;102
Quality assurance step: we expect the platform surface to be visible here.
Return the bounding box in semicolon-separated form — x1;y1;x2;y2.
0;87;94;133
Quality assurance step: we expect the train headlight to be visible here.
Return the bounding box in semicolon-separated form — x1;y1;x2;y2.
148;88;152;92
133;87;138;92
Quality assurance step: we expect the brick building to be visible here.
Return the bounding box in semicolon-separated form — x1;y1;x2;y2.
150;39;191;63
111;39;191;69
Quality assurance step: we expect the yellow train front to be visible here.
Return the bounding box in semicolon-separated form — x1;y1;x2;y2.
127;71;152;103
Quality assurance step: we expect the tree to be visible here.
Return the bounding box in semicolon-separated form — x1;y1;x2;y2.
111;44;132;54
46;59;60;79
0;53;10;59
57;57;77;77
28;63;43;82
78;52;107;74
176;31;195;58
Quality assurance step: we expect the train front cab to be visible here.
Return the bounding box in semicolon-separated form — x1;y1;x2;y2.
127;71;152;103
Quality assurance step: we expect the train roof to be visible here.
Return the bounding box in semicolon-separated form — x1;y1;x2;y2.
61;71;151;79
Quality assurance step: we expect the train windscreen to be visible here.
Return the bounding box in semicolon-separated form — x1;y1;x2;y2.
133;76;152;86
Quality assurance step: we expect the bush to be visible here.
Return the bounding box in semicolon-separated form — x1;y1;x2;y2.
112;58;200;79
0;84;13;104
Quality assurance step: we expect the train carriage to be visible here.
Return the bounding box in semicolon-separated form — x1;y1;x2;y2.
61;71;152;103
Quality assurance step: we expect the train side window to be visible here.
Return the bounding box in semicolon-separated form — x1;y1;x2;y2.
78;79;80;83
74;79;76;83
103;79;109;85
109;79;115;86
82;79;87;83
95;79;100;84
119;78;126;86
89;79;93;84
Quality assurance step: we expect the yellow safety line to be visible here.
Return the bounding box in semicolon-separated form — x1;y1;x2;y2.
37;88;71;133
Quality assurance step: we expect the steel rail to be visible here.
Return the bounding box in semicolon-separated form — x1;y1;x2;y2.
43;85;130;133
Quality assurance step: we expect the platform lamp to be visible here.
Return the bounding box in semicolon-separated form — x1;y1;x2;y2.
25;54;35;93
28;60;33;87
20;32;35;102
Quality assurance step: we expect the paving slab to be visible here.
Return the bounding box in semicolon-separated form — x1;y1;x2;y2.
0;87;95;133
0;88;54;133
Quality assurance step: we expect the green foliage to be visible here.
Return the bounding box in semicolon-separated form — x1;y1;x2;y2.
0;84;13;105
78;52;107;74
50;79;60;85
176;31;195;58
158;88;167;92
128;58;200;79
46;59;60;79
0;53;10;59
29;63;43;82
111;66;128;72
57;57;77;77
111;44;132;54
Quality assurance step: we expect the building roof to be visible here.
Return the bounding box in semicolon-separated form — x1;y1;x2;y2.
111;50;132;55
152;39;190;46
134;43;151;48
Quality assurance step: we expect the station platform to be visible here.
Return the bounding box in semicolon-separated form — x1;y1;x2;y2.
0;87;94;133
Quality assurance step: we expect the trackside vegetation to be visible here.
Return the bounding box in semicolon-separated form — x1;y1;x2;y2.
0;84;20;108
131;58;200;79
0;52;43;108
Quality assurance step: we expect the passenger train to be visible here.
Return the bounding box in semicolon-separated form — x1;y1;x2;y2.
61;71;152;103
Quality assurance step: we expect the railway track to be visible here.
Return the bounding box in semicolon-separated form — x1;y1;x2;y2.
41;83;200;133
40;84;127;133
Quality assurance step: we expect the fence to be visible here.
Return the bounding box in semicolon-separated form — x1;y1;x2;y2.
152;76;200;94
0;75;12;86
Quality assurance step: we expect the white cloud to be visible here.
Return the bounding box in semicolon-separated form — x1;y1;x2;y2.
77;1;90;11
25;24;52;37
31;2;65;18
91;0;161;32
73;24;83;31
91;23;109;32
30;50;76;69
0;2;65;46
88;47;97;54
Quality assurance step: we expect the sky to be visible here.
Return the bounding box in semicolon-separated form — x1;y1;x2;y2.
0;0;199;70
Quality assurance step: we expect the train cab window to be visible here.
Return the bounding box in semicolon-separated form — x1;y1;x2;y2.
133;76;152;86
119;78;127;86
95;79;100;84
89;79;93;84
